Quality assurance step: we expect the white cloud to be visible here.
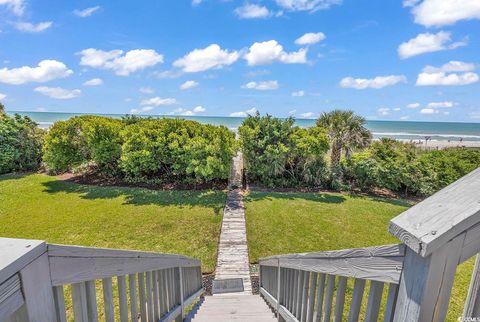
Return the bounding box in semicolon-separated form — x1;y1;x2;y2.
288;109;297;115
393;107;401;111
470;111;480;119
141;106;154;112
79;48;164;76
34;86;81;100
300;112;316;118
0;60;72;85
420;108;436;114
180;80;199;90
83;78;103;86
140;97;177;106
139;87;154;94
230;107;257;117
0;0;25;15
292;90;305;97
244;40;307;66
407;102;420;108
193;105;206;113
275;0;342;12
407;0;480;27
295;32;326;45
377;107;390;116
73;6;100;18
14;21;52;32
0;93;6;100
398;31;466;59
416;61;479;86
129;106;155;114
242;80;279;90
173;44;239;73
192;0;202;6
234;4;270;19
153;70;183;79
427;101;457;108
339;75;406;89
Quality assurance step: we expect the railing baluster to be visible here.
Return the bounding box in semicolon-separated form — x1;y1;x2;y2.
333;276;347;322
72;282;88;322
365;281;384;322
53;285;67;322
153;271;160;321
306;272;318;322
383;283;398;322
347;278;366;322
301;271;309;322
129;273;138;322
138;272;147;322
85;280;98;322
102;277;115;322
294;270;302;318
314;273;326;322
118;276;128;322
160;269;167;316
322;275;335;322
146;271;154;321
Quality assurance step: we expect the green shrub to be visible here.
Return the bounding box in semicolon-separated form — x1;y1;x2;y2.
43;116;124;174
0;111;44;174
119;119;236;183
239;114;329;187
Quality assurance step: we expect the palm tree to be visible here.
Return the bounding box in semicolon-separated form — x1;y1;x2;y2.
316;110;372;168
0;102;5;115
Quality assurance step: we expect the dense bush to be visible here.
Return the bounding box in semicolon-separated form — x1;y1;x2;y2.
343;138;480;196
43;116;236;184
43;116;124;175
0;106;44;174
120;119;236;183
239;114;329;187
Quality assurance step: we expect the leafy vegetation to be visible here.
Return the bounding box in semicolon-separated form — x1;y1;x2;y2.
0;104;44;174
43;116;236;184
0;173;225;272
239;114;330;187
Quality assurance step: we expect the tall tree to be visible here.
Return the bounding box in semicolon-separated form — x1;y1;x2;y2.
316;110;372;167
0;102;5;115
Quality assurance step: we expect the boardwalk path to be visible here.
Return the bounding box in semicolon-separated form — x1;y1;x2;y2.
213;151;252;294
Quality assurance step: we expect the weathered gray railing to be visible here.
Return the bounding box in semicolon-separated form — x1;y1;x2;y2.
260;167;480;322
0;238;203;322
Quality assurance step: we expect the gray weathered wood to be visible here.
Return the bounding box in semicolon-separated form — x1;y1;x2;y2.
389;167;480;257
129;273;138;322
322;275;335;322
118;276;128;322
138;273;147;322
383;283;398;322
146;271;154;321
347;278;365;322
300;271;309;322
72;282;88;322
0;274;23;321
0;238;46;285
365;281;384;322
313;273;325;322
306;272;317;322
464;254;480;319
153;271;160;321
295;270;302;318
102;277;114;322
393;233;464;322
53;285;67;322
333;276;347;322
85;280;98;322
20;253;57;322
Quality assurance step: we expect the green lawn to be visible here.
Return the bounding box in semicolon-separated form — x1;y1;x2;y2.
244;191;473;322
0;173;225;272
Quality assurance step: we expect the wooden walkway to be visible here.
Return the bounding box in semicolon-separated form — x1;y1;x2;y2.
213;151;252;294
186;295;276;322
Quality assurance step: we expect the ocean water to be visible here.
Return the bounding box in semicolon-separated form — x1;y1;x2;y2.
8;111;480;142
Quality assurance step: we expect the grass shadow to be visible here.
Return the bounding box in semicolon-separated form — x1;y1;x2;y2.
41;179;224;215
0;172;34;181
244;191;347;204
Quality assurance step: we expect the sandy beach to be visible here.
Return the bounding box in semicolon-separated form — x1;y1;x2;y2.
399;139;480;149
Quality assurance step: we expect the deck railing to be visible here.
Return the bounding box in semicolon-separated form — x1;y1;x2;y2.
259;167;480;322
0;239;203;322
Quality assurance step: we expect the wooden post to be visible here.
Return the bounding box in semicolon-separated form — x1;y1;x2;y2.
393;234;464;322
178;266;185;320
277;259;281;321
20;253;57;322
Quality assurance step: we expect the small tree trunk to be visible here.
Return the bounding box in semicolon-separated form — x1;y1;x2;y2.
330;140;342;168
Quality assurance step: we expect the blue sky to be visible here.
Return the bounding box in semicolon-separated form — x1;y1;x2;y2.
0;0;479;122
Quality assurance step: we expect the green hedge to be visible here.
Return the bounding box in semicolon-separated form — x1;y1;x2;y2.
0;111;44;174
342;138;480;196
239;114;330;187
43;116;236;184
